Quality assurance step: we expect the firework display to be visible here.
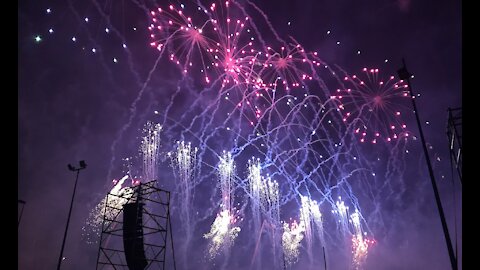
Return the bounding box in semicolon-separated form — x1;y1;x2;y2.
92;1;400;268
20;0;461;269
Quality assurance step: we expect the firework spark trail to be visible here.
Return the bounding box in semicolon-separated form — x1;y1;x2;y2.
129;0;152;14
169;140;198;263
168;141;198;194
242;156;283;267
350;209;375;270
203;151;242;260
246;158;262;214
333;197;350;237
187;89;252;190
247;157;264;268
140;121;162;181
300;195;324;262
310;199;326;248
260;176;280;225
243;0;283;45
298;110;361;188
82;175;132;243
253;94;353;197
204;208;241;259
262;176;281;267
158;81;223;150
383;136;409;204
218;151;236;213
282;219;305;266
169;140;198;216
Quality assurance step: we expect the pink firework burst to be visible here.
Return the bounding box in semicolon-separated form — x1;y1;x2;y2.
332;67;411;144
148;4;216;80
207;12;259;87
259;43;313;90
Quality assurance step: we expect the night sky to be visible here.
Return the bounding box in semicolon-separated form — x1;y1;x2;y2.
19;0;461;269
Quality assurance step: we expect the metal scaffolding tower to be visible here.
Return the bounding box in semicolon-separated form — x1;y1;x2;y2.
446;107;462;183
96;180;176;269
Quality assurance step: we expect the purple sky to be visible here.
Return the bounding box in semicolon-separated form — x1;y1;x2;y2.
19;0;461;269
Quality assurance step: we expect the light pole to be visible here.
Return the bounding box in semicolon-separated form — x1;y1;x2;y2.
398;60;457;270
56;160;87;270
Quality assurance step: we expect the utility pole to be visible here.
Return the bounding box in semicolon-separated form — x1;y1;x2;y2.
18;199;26;228
323;246;327;270
446;107;462;184
397;60;457;270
